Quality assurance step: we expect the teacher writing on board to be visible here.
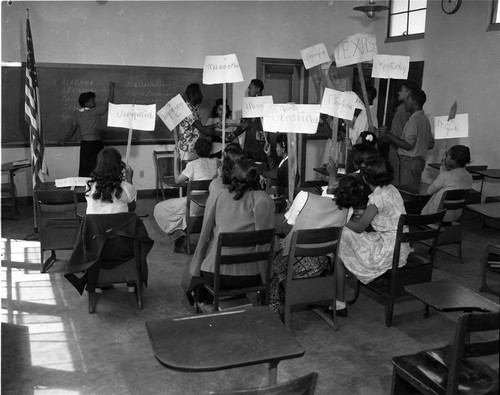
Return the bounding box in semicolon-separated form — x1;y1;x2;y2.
58;82;115;177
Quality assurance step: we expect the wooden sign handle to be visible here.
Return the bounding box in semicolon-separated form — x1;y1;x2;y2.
356;62;373;129
125;126;133;165
383;78;390;125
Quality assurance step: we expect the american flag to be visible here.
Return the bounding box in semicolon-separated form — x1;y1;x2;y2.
25;11;48;188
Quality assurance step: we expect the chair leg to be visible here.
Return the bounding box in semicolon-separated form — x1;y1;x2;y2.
42;250;57;273
347;279;361;305
423;304;429;318
88;292;97;314
385;300;395;327
391;368;416;395
284;304;291;331
136;281;142;310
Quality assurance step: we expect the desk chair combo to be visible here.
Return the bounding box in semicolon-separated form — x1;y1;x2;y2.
153;150;183;200
282;226;343;331
480;244;500;296
391;311;499;395
465;165;487;204
35;189;81;273
200;229;275;312
185;179;212;254
339;210;446;328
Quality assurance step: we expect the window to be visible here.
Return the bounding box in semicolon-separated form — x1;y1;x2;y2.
489;0;500;31
388;0;427;40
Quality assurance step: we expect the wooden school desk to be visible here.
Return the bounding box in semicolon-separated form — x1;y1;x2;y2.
2;160;31;219
468;168;500;180
145;307;305;385
466;202;500;220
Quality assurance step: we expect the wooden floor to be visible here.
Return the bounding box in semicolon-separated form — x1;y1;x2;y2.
1;199;499;395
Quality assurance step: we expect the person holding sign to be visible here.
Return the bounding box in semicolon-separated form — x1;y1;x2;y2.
381;80;419;185
262;133;290;211
232;79;267;163
177;83;220;161
380;88;434;184
58;82;115;177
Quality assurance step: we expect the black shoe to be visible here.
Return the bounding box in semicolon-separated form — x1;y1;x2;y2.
335;307;348;318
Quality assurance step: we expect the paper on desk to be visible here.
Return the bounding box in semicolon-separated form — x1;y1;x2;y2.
55;177;90;188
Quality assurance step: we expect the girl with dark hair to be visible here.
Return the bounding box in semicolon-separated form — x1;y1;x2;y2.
153;138;219;253
208;142;246;195
421;145;472;222
188;159;274;303
85;148;136;214
335;156;410;316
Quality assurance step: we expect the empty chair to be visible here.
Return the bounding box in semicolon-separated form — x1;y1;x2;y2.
209;371;318;395
34;189;80;273
479;244;500;296
283;227;343;331
343;210;446;327
466;165;487;204
391;311;499;395
64;212;154;313
185;179;212;254
202;229;275;312
153;150;183;200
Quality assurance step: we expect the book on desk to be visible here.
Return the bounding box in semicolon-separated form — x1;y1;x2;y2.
55;177;91;188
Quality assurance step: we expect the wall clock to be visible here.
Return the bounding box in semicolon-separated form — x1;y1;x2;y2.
441;0;462;15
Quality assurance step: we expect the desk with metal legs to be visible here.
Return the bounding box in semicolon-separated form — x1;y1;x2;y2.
146;307;305;385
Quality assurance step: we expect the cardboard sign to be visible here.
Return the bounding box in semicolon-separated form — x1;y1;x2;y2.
300;43;331;70
434;114;469;139
241;96;274;118
157;94;192;131
203;53;244;84
262;104;320;134
333;33;377;67
371;54;410;79
346;91;366;110
320;88;356;120
107;103;156;131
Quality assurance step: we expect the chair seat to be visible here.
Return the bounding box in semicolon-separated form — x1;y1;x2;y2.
393;345;499;394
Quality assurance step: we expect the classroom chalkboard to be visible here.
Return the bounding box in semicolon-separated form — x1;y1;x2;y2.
1;63;231;147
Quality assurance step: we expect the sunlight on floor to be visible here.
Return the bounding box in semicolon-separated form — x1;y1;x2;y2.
2;237;78;375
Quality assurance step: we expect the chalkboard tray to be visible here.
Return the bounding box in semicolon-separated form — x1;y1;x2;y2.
2;63;230;147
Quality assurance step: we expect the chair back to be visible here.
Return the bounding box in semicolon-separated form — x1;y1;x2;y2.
437;189;470;223
209;371;318;395
211;228;275;311
153;150;180;200
186;179;212;253
447;311;500;395
284;227;343;331
35;189;80;272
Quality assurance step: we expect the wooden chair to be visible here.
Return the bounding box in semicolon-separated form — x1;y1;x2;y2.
153;150;183;200
466;165;487;204
391;311;499;395
34;189;80;273
346;210;446;327
433;189;470;264
479;244;500;296
80;213;153;314
283;227;343;331
185;179;212;254
209;371;318;395
203;229;276;312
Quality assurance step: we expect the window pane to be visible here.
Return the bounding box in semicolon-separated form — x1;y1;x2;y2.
409;0;427;11
391;0;409;14
408;10;426;34
390;13;408;36
494;1;500;23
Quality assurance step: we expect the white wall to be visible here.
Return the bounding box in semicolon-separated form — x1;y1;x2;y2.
2;1;499;197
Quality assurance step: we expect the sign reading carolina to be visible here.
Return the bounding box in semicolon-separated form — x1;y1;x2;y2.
262;104;320;134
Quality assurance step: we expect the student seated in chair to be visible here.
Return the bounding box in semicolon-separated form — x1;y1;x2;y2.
153;138;219;253
335;157;410;317
421;145;472;222
187;159;275;306
85;147;136;214
269;174;370;315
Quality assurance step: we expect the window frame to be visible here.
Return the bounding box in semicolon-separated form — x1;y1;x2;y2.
386;0;427;42
487;0;500;31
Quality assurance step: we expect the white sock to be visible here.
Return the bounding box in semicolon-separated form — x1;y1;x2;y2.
335;300;346;310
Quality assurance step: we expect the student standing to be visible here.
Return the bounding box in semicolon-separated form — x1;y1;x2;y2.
382;80;418;185
232;79;267;163
380;88;434;184
177;83;219;161
58;82;115;177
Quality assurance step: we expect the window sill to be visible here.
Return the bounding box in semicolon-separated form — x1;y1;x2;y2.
486;24;500;32
385;33;425;43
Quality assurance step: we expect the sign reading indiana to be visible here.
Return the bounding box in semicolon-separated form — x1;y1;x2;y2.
262;104;320;134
